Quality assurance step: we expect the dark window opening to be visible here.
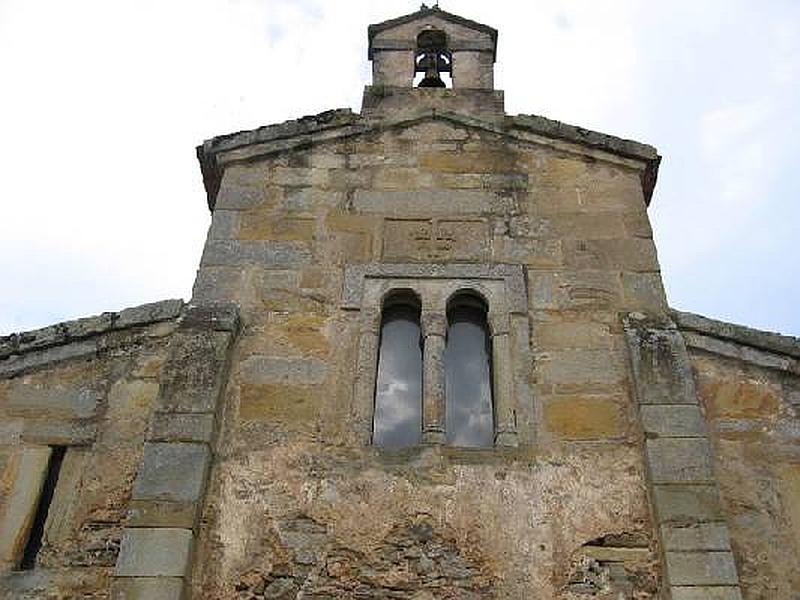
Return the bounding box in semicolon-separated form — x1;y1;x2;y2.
373;291;423;447
445;293;494;447
19;445;66;570
415;29;452;88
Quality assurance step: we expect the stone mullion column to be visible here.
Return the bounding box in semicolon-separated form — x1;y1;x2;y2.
112;304;239;600
421;312;447;445
353;308;381;445
489;313;518;447
624;314;742;600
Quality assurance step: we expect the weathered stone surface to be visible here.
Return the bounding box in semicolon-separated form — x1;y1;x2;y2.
780;464;800;551
698;379;782;420
200;240;311;268
132;443;210;503
150;413;215;443
624;321;698;406
180;304;240;333
116;300;184;330
640;405;705;437
0;300;183;375
7;381;100;419
543;396;626;440
239;356;327;385
127;499;199;530
529;270;621;311
652;485;723;523
646;438;714;483
670;587;743;600
536;322;614;349
353;189;508;215
41;448;88;546
191;267;244;304
673;309;800;360
661;523;731;551
665;551;739;585
683;331;796;372
110;577;185;600
0;447;51;571
537;350;626;387
239;384;318;424
21;420;97;445
0;340;97;378
342;263;527;313
115;528;193;578
621;271;668;312
207;210;240;240
157;331;233;413
382;218;489;262
564;238;659;272
238;213;315;242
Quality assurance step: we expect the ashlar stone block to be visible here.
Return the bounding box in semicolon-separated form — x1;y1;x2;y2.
665;551;739;586
543;396;625;440
150;413;215;444
670;587;742;600
640;405;705;437
646;438;714;483
0;446;51;571
111;577;185;600
661;523;731;551
652;484;723;524
132;443;210;504
157;331;232;413
114;528;193;578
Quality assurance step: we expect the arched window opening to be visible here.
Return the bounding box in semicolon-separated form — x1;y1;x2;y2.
415;29;452;88
445;292;494;447
373;291;423;447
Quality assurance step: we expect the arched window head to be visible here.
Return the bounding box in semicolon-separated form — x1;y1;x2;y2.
415;29;452;88
373;290;423;447
445;292;494;447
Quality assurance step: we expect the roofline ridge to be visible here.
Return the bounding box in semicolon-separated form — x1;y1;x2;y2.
198;108;661;210
671;308;800;359
0;299;185;360
367;7;497;60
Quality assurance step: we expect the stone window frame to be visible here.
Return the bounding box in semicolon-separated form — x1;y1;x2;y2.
344;263;533;447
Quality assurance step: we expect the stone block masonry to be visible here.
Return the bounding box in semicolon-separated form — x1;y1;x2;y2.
625;313;743;599
111;304;240;600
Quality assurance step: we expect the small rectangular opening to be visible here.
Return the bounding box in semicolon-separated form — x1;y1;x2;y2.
19;445;66;570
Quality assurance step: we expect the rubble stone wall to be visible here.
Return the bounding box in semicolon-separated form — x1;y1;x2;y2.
676;311;800;599
0;300;183;599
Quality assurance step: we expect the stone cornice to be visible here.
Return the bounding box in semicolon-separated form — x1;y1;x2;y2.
673;309;800;374
198;108;662;211
0;299;184;365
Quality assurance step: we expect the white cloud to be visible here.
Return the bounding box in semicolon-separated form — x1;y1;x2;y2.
1;1;798;335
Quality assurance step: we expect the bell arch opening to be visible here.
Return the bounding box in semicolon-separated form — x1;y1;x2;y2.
414;29;452;88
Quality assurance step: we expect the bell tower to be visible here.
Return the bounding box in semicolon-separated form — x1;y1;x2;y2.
362;5;505;118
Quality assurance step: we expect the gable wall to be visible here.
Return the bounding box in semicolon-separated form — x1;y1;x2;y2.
191;118;666;598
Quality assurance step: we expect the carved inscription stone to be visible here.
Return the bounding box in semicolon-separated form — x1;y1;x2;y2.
382;219;489;262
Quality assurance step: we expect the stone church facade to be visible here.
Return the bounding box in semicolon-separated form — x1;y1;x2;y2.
2;7;799;599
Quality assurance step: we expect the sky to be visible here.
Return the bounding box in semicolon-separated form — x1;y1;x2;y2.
1;0;798;336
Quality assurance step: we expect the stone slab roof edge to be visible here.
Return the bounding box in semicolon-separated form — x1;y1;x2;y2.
197;108;359;211
197;107;661;211
367;6;498;61
0;299;185;362
671;308;800;360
